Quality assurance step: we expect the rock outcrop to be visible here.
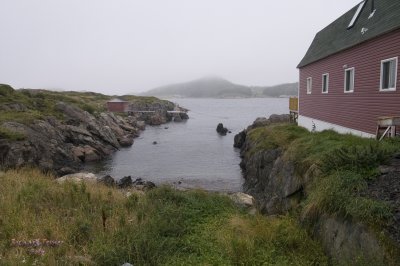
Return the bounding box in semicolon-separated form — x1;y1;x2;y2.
55;173;156;192
235;114;397;265
0;100;174;176
128;100;176;125
56;172;97;183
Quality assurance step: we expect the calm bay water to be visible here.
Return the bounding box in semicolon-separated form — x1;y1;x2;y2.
87;98;288;192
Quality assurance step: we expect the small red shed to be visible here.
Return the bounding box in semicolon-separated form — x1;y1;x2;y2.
297;0;400;137
106;98;129;112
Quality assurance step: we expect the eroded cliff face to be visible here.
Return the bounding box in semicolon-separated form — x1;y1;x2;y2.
235;115;398;265
235;115;302;214
0;101;174;176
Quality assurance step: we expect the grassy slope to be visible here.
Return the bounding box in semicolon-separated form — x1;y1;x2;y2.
0;169;328;265
247;124;400;262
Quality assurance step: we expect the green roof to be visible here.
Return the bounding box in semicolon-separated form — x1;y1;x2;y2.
298;0;400;68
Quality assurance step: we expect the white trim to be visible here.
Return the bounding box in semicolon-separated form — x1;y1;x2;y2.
379;56;398;92
344;67;355;93
298;115;374;138
306;77;312;94
322;73;329;93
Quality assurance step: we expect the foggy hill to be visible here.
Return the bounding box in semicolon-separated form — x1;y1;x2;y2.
142;77;298;98
142;77;252;98
252;82;299;97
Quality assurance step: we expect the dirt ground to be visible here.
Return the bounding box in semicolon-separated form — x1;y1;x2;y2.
366;155;400;245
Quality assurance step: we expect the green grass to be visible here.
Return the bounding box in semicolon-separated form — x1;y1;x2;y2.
303;170;392;225
0;169;328;265
247;124;397;226
0;127;27;141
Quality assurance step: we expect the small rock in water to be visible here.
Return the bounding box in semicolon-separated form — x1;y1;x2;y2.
180;113;189;120
174;115;183;122
164;127;169;129
153;141;157;145
216;123;228;136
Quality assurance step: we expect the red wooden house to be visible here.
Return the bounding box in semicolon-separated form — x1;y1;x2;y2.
106;98;129;112
297;0;400;137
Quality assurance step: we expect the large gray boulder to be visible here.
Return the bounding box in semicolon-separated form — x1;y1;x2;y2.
229;192;254;208
97;175;116;186
118;176;133;188
56;172;97;183
119;135;134;147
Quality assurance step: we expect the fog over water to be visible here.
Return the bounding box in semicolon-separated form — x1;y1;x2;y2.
0;0;360;94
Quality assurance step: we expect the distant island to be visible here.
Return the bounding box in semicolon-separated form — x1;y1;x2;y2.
141;77;298;98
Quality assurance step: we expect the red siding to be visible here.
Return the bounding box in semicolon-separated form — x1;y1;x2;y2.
107;102;128;112
299;28;400;134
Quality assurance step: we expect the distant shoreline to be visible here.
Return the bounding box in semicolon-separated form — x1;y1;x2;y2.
147;95;297;100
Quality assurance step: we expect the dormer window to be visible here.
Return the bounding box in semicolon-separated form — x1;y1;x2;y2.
348;1;366;29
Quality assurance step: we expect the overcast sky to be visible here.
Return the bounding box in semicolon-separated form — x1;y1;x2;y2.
0;0;361;95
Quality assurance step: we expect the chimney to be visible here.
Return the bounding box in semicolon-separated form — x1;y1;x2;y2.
371;0;375;13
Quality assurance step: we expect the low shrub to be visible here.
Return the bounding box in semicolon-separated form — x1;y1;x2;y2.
0;84;14;96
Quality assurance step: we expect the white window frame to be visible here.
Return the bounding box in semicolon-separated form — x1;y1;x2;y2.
344;67;355;93
306;77;312;94
322;73;329;94
380;57;398;92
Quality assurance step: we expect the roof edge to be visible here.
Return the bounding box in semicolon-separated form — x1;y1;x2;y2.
297;26;400;69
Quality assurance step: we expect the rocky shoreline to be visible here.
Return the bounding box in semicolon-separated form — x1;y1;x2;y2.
0;99;188;176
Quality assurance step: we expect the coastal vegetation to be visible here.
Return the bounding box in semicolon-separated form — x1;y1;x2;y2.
0;169;328;265
247;124;396;225
242;123;400;264
0;84;170;125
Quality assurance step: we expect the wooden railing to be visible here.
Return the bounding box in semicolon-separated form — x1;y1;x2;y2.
289;97;298;112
